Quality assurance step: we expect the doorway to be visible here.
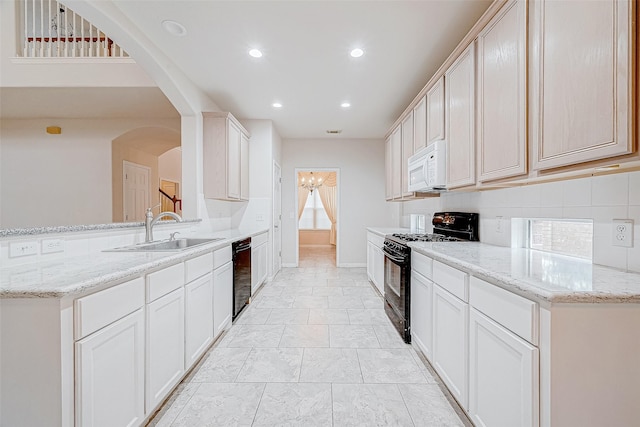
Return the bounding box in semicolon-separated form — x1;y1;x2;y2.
295;169;339;267
273;161;282;276
123;161;150;222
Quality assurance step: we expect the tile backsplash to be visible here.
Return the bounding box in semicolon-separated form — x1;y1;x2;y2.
401;171;640;273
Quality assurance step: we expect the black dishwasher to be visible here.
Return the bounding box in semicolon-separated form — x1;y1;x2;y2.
232;237;252;319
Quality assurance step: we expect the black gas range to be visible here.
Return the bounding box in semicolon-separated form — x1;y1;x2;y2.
383;212;479;343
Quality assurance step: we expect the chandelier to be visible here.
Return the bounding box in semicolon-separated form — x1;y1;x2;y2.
300;172;323;194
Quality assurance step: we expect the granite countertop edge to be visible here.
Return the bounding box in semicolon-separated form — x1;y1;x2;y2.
409;244;640;305
0;227;269;299
0;219;202;238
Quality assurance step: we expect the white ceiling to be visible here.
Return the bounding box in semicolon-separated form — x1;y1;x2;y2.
1;1;493;140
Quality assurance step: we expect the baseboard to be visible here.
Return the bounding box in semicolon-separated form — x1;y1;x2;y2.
336;263;367;268
282;263;297;267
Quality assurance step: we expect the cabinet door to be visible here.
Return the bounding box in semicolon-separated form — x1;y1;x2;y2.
385;136;393;200
426;76;445;145
76;309;144;427
373;245;385;295
413;95;427;153
213;261;233;338
469;309;539;427
530;0;634;170
446;43;476;189
391;125;403;199
401;112;415;197
259;243;268;285
367;241;374;281
477;0;527;182
227;121;241;199
410;270;433;361
433;285;469;409
185;273;214;368
251;243;267;293
146;288;185;411
240;132;250;200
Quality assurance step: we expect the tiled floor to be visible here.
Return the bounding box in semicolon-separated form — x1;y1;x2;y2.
147;246;470;426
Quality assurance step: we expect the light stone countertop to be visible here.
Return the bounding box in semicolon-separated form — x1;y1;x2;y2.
409;241;640;304
0;219;202;238
366;227;410;237
0;228;268;299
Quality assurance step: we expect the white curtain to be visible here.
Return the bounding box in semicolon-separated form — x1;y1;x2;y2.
298;186;309;219
317;173;337;245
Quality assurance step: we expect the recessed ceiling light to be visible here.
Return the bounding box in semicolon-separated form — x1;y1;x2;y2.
350;48;364;58
341;102;351;108
249;49;263;58
272;102;283;108
161;20;187;37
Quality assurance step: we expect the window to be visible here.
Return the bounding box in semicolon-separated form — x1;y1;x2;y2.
527;219;593;260
299;191;331;230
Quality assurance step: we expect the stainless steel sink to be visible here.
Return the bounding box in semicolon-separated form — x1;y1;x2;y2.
106;238;224;252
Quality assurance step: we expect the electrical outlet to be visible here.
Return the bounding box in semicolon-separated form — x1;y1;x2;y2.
9;241;38;258
256;214;264;221
612;219;633;248
42;238;65;254
495;216;504;234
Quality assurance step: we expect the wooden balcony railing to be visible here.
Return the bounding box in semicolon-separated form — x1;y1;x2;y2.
20;0;128;58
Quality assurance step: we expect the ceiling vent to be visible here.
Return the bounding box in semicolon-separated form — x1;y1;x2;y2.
326;130;342;134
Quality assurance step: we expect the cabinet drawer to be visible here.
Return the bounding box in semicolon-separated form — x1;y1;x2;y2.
433;261;468;302
147;263;185;302
412;251;432;280
470;276;538;345
75;277;145;340
185;252;213;283
253;232;268;246
367;232;384;248
213;246;232;269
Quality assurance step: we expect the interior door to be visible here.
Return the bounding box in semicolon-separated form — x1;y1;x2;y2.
273;161;282;275
123;161;150;222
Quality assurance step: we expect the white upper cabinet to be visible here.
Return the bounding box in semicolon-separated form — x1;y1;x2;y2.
385;135;393;200
529;0;634;170
203;112;250;201
240;132;250;200
477;0;528;182
401;112;415;197
391;125;403;199
426;76;445;146
413;95;427;153
446;43;476;189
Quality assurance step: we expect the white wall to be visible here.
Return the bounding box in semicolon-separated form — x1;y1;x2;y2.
0;117;180;228
281;138;394;266
401;171;640;273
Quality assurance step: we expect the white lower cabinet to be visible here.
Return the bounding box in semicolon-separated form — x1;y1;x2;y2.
432;284;469;410
469;308;539;427
146;288;185;411
410;270;433;360
185;272;214;368
251;232;269;293
76;309;145;427
213;260;233;338
366;232;385;295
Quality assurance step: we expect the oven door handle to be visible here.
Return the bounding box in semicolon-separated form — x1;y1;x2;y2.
383;247;406;264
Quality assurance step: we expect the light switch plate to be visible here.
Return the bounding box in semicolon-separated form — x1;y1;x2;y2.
9;241;38;258
42;238;65;254
612;219;633;248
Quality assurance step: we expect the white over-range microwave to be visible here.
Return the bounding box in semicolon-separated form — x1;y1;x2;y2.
407;139;447;192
